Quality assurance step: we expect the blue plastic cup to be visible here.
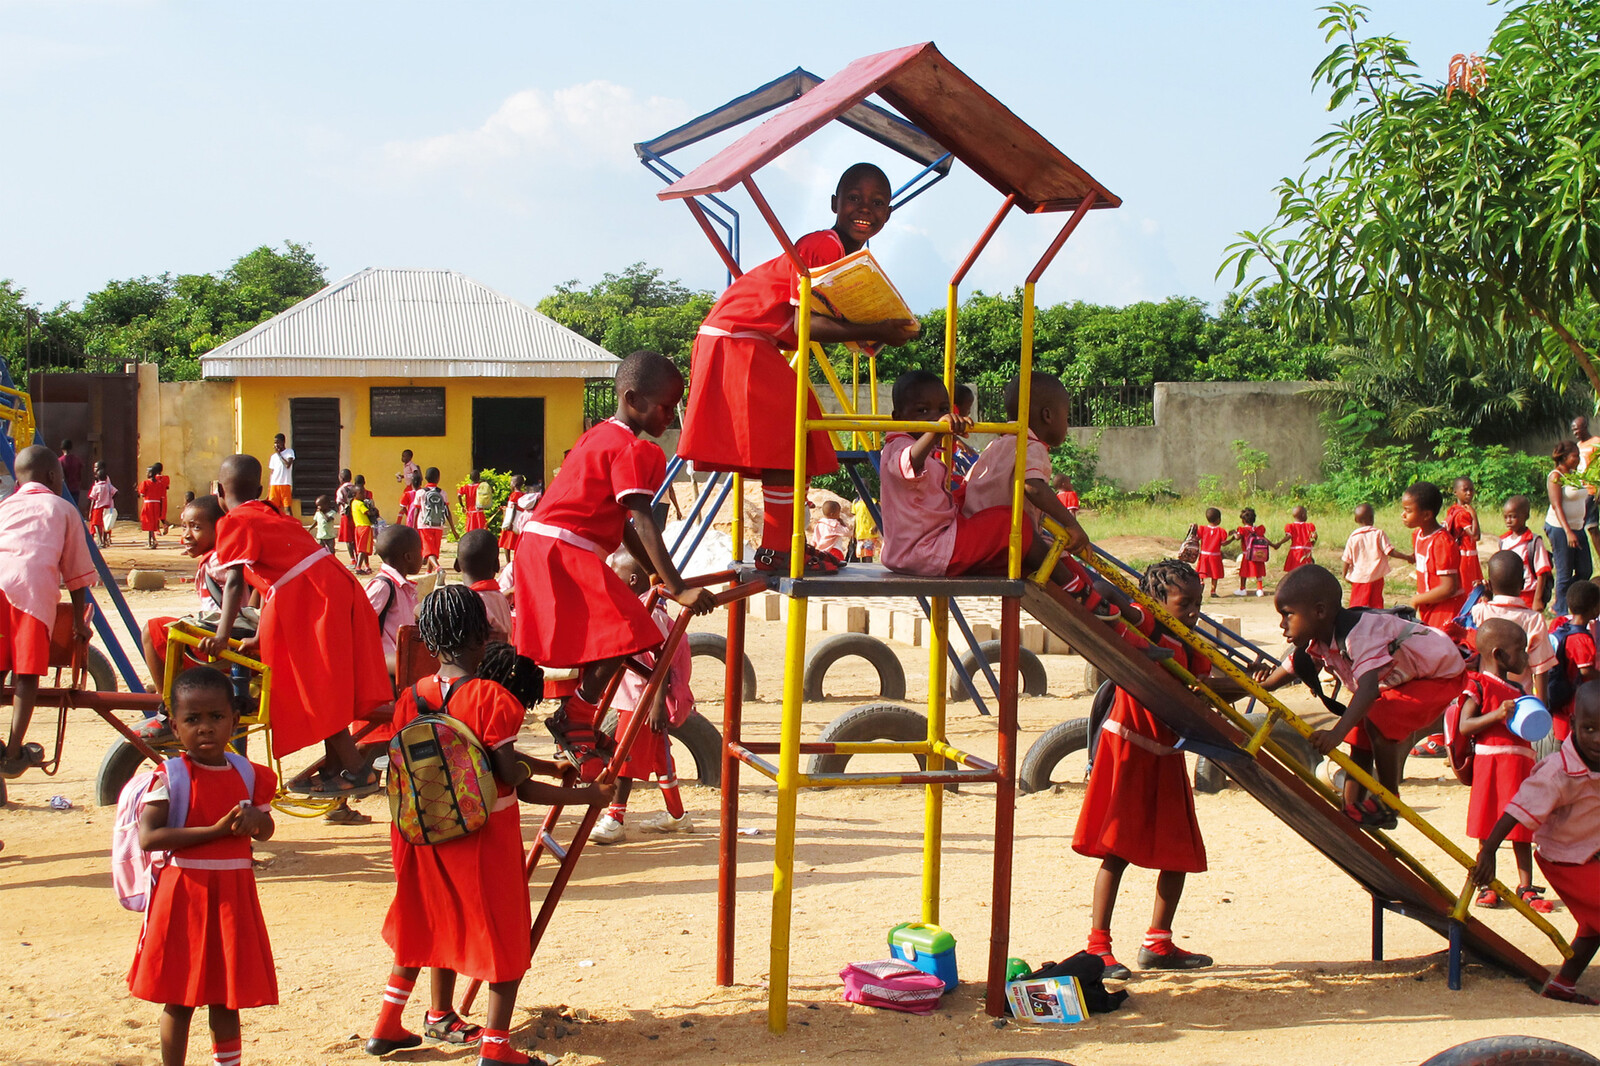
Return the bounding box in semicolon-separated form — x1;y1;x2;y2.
1511;695;1552;742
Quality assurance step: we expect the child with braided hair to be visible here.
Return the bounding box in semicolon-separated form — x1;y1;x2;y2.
367;585;610;1065
1073;558;1246;978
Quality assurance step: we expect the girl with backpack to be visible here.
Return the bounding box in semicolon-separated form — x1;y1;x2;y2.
126;665;277;1066
366;586;611;1065
1235;507;1269;597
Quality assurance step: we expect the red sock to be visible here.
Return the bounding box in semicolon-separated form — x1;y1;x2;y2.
372;973;416;1041
479;1027;527;1064
605;804;626;823
1087;928;1117;962
761;484;795;553
661;780;685;819
213;1037;241;1066
1142;927;1177;956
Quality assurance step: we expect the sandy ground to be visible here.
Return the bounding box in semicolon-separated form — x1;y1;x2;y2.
3;529;1599;1066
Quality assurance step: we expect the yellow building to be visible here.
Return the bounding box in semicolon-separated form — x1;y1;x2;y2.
199;268;618;510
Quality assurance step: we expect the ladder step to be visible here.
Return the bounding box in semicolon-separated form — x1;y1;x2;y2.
539;831;568;862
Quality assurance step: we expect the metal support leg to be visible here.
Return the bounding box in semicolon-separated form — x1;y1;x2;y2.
717;588;746;986
986;597;1021;1017
768;598;808;1034
1371;897;1384;961
922;596;948;926
1448;922;1463;990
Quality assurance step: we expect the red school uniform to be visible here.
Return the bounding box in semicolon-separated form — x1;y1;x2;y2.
1055;489;1080;514
382;676;531;983
137;479;163;532
1283;521;1316;571
514;418;666;668
212;500;392;758
1194;524;1228;580
497;490;524;550
127;755;279;1009
397;486;416;528
1551;620;1596;741
152;473;171;524
1073;613;1209;873
1236;524;1268;579
1444;503;1484;589
678;229;846;479
336;480;357;544
1500;529;1552;610
1413;527;1468;630
1460;671;1536;842
612;596;694;782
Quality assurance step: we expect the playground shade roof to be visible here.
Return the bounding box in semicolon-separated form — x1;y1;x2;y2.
660;42;1120;214
198;268;620;380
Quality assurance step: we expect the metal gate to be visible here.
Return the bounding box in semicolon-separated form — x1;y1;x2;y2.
289;397;341;509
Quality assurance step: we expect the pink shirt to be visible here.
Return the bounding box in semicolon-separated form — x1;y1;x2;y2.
0;482;98;627
1506;738;1600;864
1308;610;1465;691
1470;595;1555;676
469;579;512;644
88;480;117;509
880;432;958;575
1342;525;1394;584
365;563;418;660
961;431;1051;518
613;595;694;725
808;516;852;556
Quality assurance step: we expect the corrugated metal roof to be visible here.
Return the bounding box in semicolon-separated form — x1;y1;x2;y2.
199;268;621;379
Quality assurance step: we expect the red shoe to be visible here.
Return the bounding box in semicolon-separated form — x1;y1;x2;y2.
754;547;839;574
1476;887;1500;908
1542;978;1600;1005
1519;885;1556;914
1410;734;1447;758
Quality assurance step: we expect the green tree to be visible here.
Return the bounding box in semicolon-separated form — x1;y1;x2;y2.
1222;1;1600;395
537;263;714;370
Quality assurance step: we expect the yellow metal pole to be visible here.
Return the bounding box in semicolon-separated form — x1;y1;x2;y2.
1009;283;1037;579
730;473;744;563
851;349;861;451
791;277;812;581
923;595;949;925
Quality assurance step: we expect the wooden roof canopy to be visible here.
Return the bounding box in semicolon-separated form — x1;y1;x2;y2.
660;42;1120;215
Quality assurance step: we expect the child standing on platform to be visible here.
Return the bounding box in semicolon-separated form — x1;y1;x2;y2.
1474;681;1600;1004
1396;481;1468;630
1235;507;1269;596
0;446;96;778
198;455;392;798
852;495;879;563
1457;618;1553;913
589;547;695;846
1500;495;1553;611
677;162;921;575
1075;560;1239;978
515;351;717;781
1278;505;1317;572
1341;503;1399;608
127;665;277;1066
1195;508;1230;598
313;495;337;556
88;461;117;548
1446;476;1485;594
138;464;163;549
415;468;458;574
366;587;611;1064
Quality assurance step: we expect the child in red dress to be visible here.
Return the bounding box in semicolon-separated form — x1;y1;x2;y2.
589;548;695;845
127;666;277;1066
678;163;921;575
515;351;717;780
1395;481;1467;630
152;461;173;537
88;461;117;548
1074;560;1241;977
366;587;609;1064
1194;507;1230;598
1500;494;1553;610
335;468;357;562
497;475;528;563
1445;476;1485;594
138;464;163;549
1474;683;1600;1004
1457;618;1554;913
1277;505;1317;572
1234;507;1268;596
1052;473;1080;516
198;454;392;797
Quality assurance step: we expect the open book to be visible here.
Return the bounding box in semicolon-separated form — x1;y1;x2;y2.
809;248;914;354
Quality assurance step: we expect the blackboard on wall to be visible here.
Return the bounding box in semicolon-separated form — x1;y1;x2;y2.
370;387;446;436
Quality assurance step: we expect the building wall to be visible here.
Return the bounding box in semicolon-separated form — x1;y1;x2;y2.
230;375;585;498
135;363;235;501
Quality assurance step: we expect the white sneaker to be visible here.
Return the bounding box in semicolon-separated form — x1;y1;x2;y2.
589;813;627;845
640;812;695;834
1254;589;1267;597
1232;589;1247;597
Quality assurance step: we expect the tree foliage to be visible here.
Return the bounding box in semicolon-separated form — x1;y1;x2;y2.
1222;1;1600;395
537;263;715;371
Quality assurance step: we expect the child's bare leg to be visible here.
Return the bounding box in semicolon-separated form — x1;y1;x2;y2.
142;627;165;695
1139;869;1211;968
1089;854;1128;932
3;675;40;764
1343;745;1376;809
1513;841;1537;889
1555;935;1600;990
323;729;365;778
159;1004;196;1066
612;777;634;812
1371;734;1406;799
430;967;458;1011
206;1005;241;1063
480;979;527;1063
1151;870;1186;931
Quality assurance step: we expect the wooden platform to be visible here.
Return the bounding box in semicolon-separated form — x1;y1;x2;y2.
734;562;1025;600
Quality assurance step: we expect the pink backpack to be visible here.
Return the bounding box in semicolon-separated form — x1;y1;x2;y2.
111;754;256;911
839;959;946;1014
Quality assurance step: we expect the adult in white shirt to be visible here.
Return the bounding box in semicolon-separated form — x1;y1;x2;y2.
268;433;296;518
1573;415;1600;553
1547;439;1590;615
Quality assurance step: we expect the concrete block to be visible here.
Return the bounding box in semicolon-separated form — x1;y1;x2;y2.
831;605;867;634
967;622;996;645
1021;623;1046;654
759;592;783;621
1199;615;1242;647
867;607;895;638
806;602;829;631
890;610;923;646
1043;629;1074;656
126;569;166;591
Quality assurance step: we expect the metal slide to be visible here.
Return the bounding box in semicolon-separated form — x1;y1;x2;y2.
1016;566;1562;987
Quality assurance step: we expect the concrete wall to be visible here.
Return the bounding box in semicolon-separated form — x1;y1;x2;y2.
135;363;235;501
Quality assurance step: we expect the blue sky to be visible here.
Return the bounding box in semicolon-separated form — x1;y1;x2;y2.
1;0;1505;315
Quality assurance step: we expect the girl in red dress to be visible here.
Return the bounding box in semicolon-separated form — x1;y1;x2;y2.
152;461;173;537
1235;507;1269;596
366;587;609;1064
1194;507;1231;597
1445;476;1485;594
678;163;922;574
137;464;163;549
1073;559;1241;978
128;666;277;1066
1278;505;1318;572
1457;618;1555;913
336;469;357;562
514;352;716;781
497;476;526;563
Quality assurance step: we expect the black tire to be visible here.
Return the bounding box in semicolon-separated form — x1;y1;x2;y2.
1018;718;1090;794
1083;662;1107;694
949;640;1048;700
806;702;928;779
1193;711;1322;794
96;736;170;807
1419;1036;1600;1066
687;631;756;702
802;633;906;702
84;646;117;692
598;709;723;789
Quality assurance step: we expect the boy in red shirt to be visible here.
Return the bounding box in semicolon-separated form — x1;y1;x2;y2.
515;351;716;780
1394;481;1466;630
1052;473;1080;516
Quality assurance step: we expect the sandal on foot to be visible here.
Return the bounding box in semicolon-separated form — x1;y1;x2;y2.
1542;979;1600;1005
1519;885;1556;914
0;743;46;779
365;1032;422;1056
1410;734;1447;758
1476;887;1500;908
324;804;374;826
306;766;382;798
1344;797;1397;830
753;546;838;575
425;1011;483;1045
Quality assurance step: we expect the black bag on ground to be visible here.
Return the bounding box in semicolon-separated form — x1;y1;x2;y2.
1021;951;1129;1013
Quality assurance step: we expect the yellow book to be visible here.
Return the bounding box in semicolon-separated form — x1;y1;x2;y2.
810;247;914;326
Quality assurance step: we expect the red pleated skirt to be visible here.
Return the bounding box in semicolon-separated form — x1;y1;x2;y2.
465;509;486;531
514;534;659;668
678;333;838;477
128;865;278;1008
1467;752;1535;841
614;708;674;780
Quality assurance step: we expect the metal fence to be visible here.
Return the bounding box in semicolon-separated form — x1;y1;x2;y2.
974;382;1155;427
583;379;617;428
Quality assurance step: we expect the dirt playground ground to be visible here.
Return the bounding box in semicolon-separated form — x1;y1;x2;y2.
4;530;1600;1065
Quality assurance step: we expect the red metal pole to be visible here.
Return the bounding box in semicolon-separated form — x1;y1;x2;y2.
742;177;809;276
986;596;1021;1017
950;195;1015;287
717;582;747;985
686;198;744;281
1025;191;1099;285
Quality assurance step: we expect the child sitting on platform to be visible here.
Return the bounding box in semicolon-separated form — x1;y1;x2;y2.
515;351;716;782
1500;495;1553;611
589;547;695;845
140;496;250;701
456;529;511;644
808;500;853;562
0;446;97;778
1457;618;1553;914
1474;680;1600;1004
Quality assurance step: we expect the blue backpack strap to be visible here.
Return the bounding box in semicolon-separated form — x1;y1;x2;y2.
163;756;191;829
223;751;257;804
